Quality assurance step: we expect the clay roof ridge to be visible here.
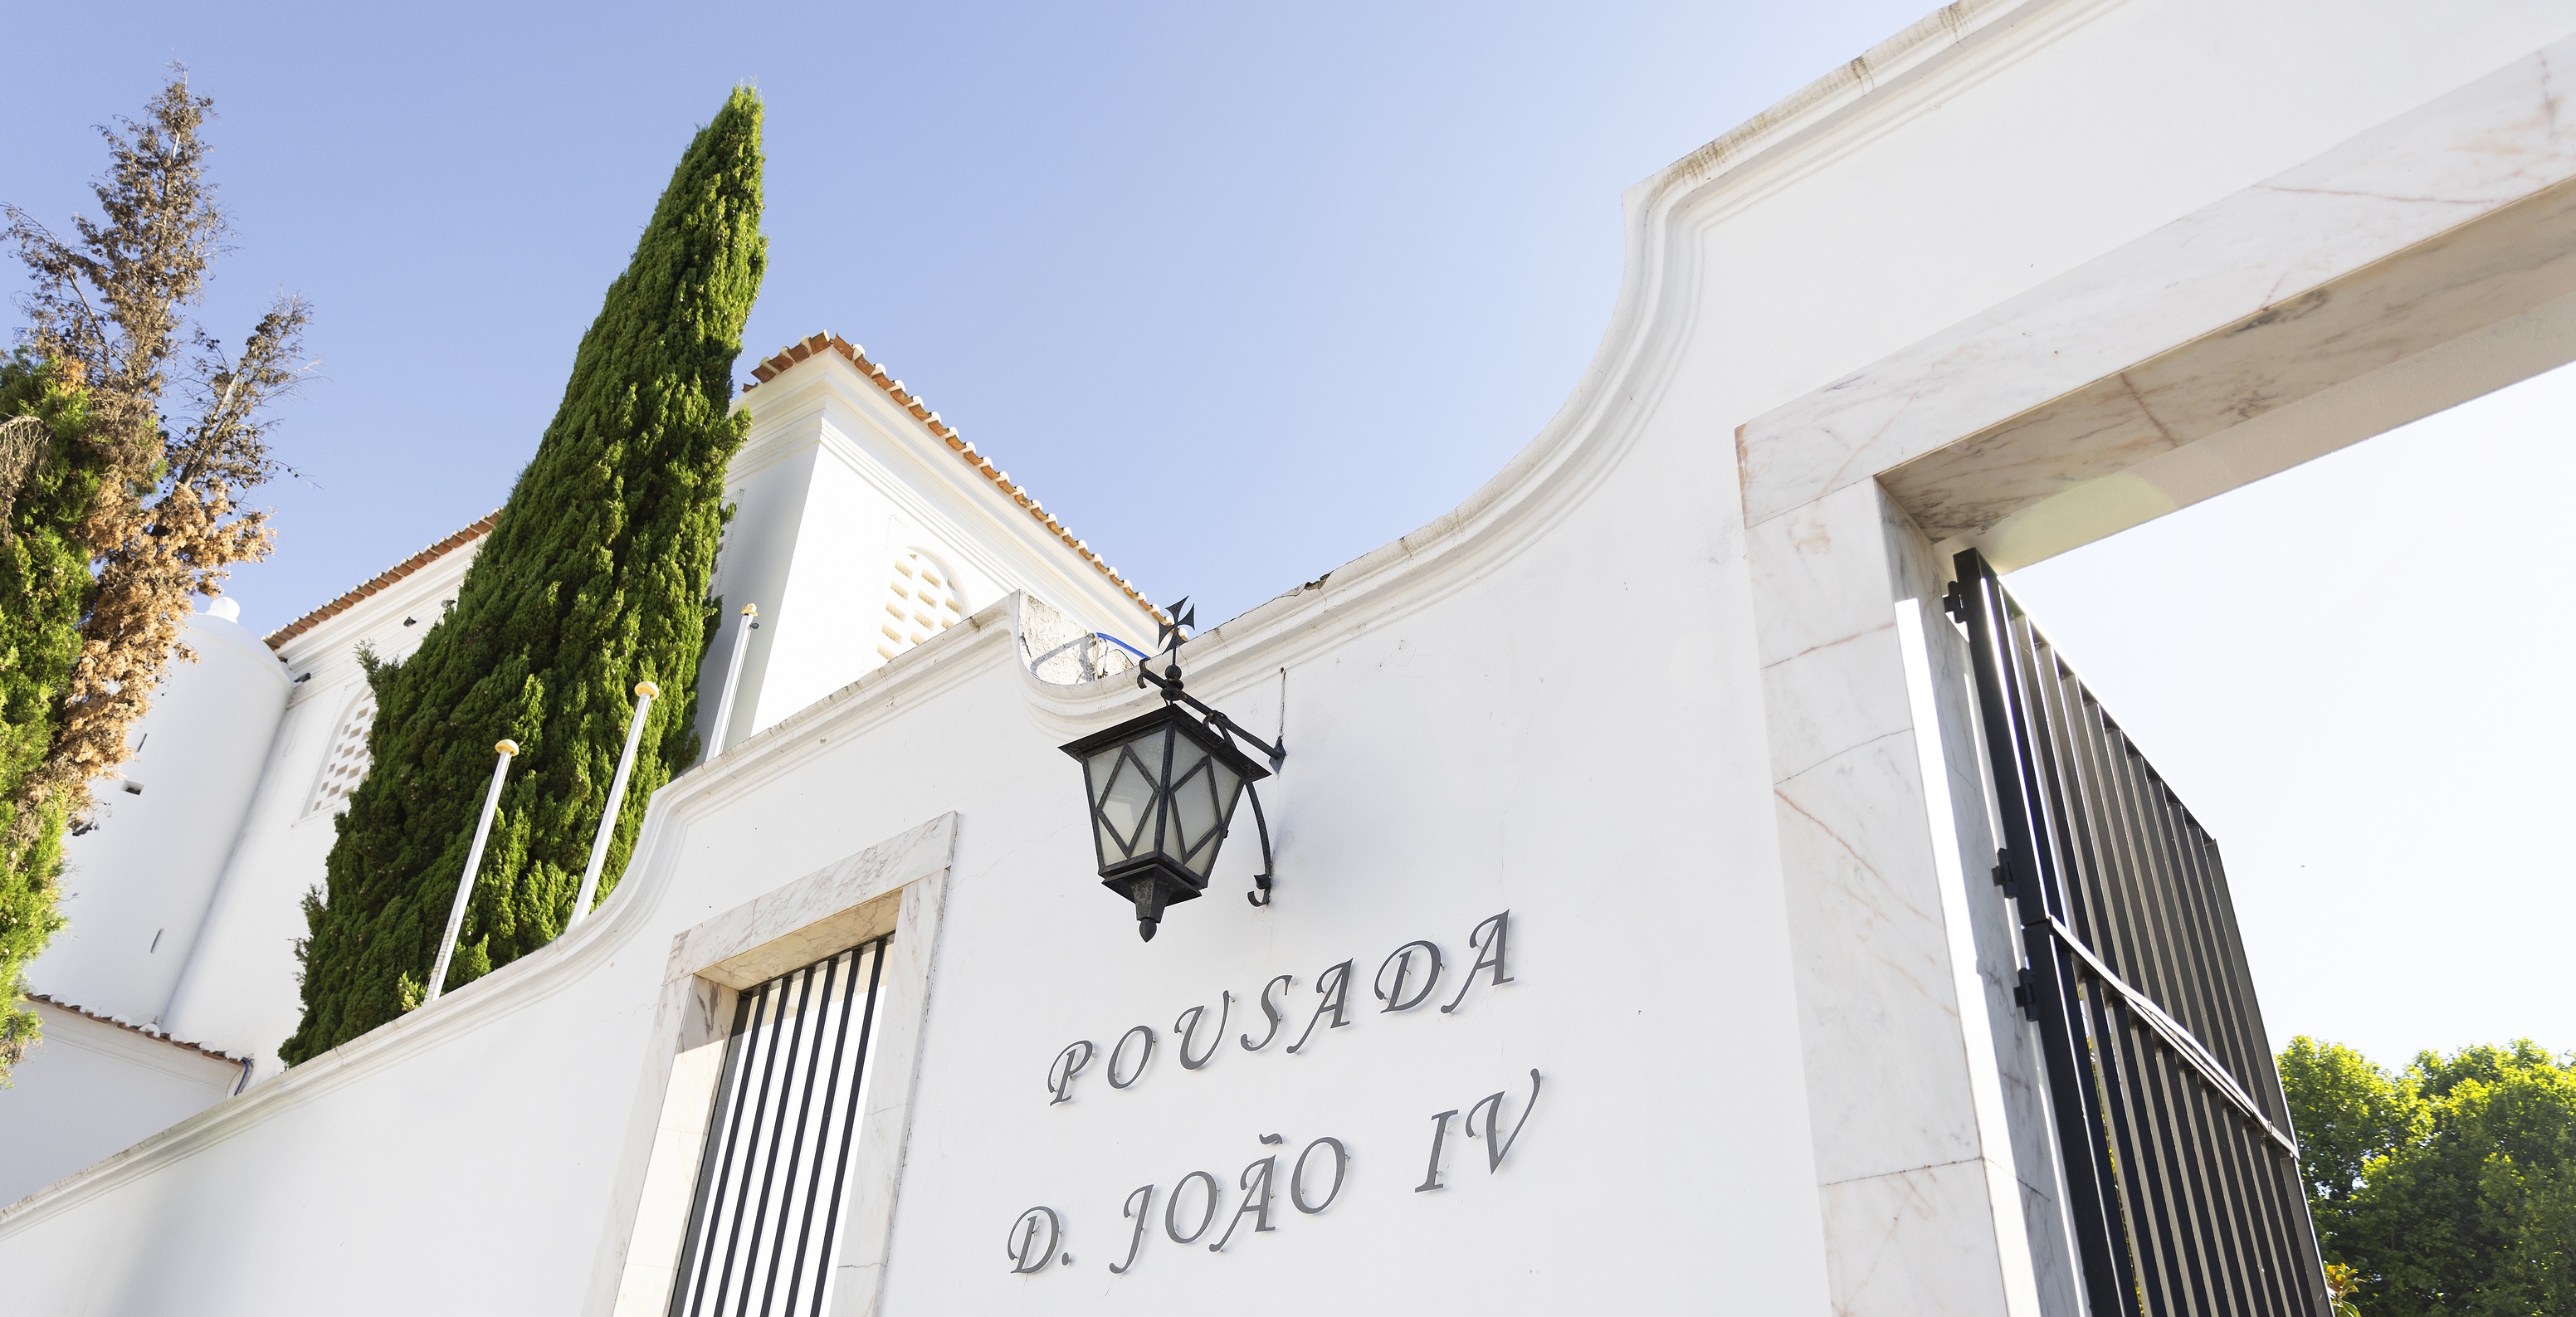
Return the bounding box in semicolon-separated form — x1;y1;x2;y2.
262;510;502;651
26;993;243;1064
744;331;1166;626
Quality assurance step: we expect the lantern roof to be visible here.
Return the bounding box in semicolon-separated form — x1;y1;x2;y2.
1059;702;1272;785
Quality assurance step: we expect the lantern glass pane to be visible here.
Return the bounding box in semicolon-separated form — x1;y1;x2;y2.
1089;732;1164;859
1179;757;1242;877
1168;748;1219;865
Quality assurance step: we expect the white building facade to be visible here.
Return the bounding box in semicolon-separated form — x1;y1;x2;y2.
8;0;2575;1310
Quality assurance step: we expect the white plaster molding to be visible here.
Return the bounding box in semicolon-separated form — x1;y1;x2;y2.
590;814;956;1317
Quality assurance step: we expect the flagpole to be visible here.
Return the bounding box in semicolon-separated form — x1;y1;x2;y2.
568;681;657;929
705;603;758;764
426;739;517;1005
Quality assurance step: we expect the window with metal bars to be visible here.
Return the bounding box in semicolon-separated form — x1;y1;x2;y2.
1949;549;2328;1317
667;938;889;1317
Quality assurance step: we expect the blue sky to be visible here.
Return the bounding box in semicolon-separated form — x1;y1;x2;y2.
5;2;2566;1069
1;0;1929;637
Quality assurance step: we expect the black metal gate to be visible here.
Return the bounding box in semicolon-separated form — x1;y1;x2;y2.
668;938;890;1317
1948;550;2327;1317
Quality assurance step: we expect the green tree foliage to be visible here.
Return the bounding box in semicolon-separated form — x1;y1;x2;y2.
281;89;765;1064
2284;1037;2428;1243
2282;1036;2576;1315
0;354;109;1075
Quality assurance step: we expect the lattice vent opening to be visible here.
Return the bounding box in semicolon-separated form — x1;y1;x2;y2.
306;694;377;815
876;549;964;661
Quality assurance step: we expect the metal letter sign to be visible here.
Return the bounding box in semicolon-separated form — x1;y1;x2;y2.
1008;912;1539;1276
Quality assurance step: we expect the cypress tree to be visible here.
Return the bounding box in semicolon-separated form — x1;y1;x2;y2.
0;354;110;1076
283;89;765;1063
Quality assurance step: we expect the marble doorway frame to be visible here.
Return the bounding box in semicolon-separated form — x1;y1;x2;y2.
1734;33;2576;1317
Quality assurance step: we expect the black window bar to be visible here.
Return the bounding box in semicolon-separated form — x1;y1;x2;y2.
668;937;890;1317
1948;549;2329;1317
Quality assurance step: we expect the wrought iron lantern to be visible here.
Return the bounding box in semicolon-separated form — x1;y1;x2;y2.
1060;599;1285;941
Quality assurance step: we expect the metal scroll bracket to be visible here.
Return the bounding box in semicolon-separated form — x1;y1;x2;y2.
1242;778;1277;907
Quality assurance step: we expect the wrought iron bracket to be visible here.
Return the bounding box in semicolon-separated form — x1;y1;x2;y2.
1133;661;1287;769
1242;779;1277;907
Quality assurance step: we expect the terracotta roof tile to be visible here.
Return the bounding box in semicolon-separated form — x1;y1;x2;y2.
263;511;500;650
27;993;244;1066
744;333;1165;625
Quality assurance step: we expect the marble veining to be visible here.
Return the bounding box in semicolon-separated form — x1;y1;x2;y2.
1819;1158;2021;1317
1738;37;2576;531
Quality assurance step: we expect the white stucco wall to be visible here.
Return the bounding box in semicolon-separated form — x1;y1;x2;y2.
0;1002;241;1207
152;549;477;1081
8;1;2574;1312
31;605;288;1030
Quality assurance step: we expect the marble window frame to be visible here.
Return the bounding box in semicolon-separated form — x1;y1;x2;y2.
596;813;956;1317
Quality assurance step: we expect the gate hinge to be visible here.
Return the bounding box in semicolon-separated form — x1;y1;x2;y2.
1990;849;2021;900
2013;966;2040;1021
1941;580;1970;622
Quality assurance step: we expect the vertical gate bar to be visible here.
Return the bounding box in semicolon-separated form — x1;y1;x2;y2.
2180;1054;2244;1317
2204;842;2330;1310
2183;817;2261;1096
2261;1146;2326;1315
2178;830;2266;1122
2086;715;2202;1075
2110;732;2207;1052
2059;664;2221;1312
2054;676;2156;1005
758;951;844;1316
735;963;822;1317
695;980;781;1317
2205;845;2297;1131
1955;550;2344;1316
2040;630;2202;1315
2018;623;2121;971
2237;1116;2300;1317
2081;994;2164;1314
2131;876;2242;1316
2079;685;2270;1316
2109;747;2193;1037
2103;993;2198;1315
2193;1077;2262;1315
783;948;868;1317
1958;549;2136;1315
809;937;890;1317
2157;812;2304;1316
2142;777;2243;1100
713;973;798;1317
670;988;759;1317
2042;677;2175;1311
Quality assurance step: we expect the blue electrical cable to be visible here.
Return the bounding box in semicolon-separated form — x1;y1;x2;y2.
1093;632;1152;661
